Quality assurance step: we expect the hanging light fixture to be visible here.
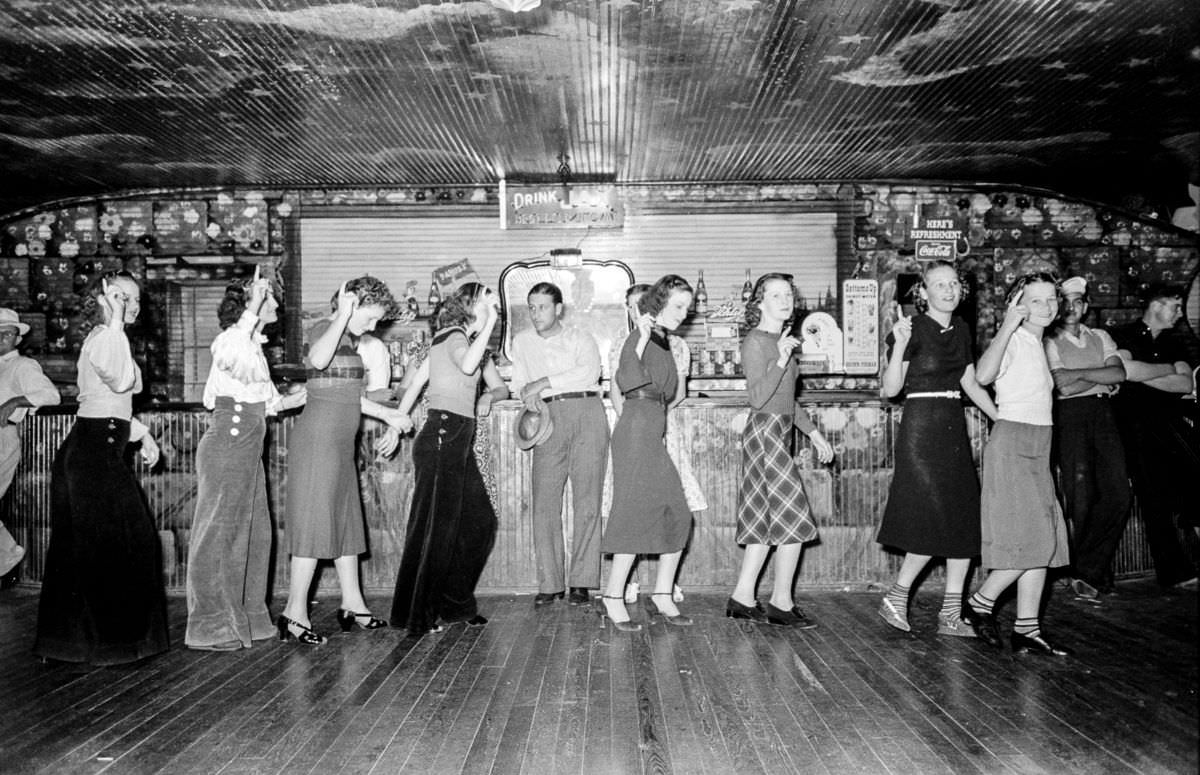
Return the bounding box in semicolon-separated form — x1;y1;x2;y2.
488;0;541;12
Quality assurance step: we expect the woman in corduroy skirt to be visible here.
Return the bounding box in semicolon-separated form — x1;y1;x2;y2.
185;269;305;651
725;274;833;628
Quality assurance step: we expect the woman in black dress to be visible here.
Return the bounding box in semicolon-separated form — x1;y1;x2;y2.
600;275;694;631
876;261;997;636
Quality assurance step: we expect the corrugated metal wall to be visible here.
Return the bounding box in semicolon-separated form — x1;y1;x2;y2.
298;210;840;313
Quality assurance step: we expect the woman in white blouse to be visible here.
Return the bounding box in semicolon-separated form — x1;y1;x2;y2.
185;269;305;651
34;272;167;665
964;272;1073;657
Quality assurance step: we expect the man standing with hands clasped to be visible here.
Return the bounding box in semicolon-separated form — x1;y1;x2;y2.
0;308;61;577
1044;277;1128;599
510;282;609;607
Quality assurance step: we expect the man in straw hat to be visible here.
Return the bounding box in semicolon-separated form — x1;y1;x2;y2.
0;308;61;577
510;282;608;607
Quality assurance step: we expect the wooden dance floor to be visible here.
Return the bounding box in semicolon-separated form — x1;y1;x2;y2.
1;581;1196;775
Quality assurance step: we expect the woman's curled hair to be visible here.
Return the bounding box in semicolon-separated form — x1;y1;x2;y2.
744;272;798;329
432;282;487;333
79;270;138;331
639;274;693;317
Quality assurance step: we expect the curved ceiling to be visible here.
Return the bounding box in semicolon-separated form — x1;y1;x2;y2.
1;0;1197;219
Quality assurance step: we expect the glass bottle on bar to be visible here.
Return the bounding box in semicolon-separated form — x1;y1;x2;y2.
427;280;442;314
694;270;708;315
741;269;753;302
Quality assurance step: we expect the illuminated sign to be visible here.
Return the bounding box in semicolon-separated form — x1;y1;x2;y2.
500;180;624;229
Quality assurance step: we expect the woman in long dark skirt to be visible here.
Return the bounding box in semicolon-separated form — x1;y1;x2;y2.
390;282;508;636
185;268;305;651
875;260;997;636
34;272;167;665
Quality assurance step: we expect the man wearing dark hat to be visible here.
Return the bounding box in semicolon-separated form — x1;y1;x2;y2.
510;282;608;607
0;308;61;577
1109;283;1200;590
1044;277;1128;598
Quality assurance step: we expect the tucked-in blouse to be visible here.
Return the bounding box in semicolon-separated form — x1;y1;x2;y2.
203;310;282;413
741;328;816;433
995;326;1053;426
425;328;479;417
75;323;149;440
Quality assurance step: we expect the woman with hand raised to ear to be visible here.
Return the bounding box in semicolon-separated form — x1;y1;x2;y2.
185;266;306;652
277;276;412;646
600;274;697;631
963;272;1073;657
389;282;507;636
34;271;168;665
875;260;998;637
726;273;834;628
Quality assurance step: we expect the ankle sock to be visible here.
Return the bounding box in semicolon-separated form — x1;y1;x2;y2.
1014;617;1040;638
940;592;963;622
968;591;996;615
885;582;910;615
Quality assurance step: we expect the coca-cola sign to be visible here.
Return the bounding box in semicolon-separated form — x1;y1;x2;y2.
915;240;956;259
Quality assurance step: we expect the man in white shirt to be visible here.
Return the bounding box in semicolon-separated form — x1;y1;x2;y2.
0;308;61;576
510;283;609;607
1044;277;1128;598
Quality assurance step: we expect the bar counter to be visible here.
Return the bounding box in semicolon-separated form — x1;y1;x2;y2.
6;398;1153;595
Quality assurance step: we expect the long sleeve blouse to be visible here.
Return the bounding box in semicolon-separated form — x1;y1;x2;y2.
202;310;283;412
75;323;150;441
741;328;816;433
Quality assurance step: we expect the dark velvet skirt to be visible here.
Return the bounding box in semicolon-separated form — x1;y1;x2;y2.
390;410;496;636
34;418;169;665
877;397;981;558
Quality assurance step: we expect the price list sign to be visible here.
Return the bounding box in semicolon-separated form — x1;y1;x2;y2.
841;279;879;374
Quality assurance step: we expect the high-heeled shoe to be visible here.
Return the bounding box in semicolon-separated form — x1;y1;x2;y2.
596;595;642;632
644;592;693;626
336;609;388;632
276;614;326;646
725;596;766;622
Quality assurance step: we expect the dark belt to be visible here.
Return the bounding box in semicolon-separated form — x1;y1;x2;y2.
545;390;600;402
624;388;667;404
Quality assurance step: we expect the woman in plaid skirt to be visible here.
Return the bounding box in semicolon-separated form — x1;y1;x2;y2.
726;274;834;627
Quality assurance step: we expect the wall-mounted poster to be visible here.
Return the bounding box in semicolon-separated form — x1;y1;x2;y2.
842;278;880;374
498;259;634;379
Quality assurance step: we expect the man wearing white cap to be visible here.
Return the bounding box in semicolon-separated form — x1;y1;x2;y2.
1044;277;1128;598
0;308;61;576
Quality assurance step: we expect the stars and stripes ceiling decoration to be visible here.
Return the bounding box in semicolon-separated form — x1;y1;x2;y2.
0;0;1196;220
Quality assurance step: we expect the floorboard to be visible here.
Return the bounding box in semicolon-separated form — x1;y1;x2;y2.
0;579;1194;775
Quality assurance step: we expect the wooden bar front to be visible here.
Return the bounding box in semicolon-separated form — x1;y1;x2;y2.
5;399;1153;594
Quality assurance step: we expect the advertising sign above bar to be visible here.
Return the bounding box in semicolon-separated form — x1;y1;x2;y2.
500;180;624;230
911;209;967;259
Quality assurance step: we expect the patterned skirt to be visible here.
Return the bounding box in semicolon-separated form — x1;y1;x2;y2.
737;412;817;545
